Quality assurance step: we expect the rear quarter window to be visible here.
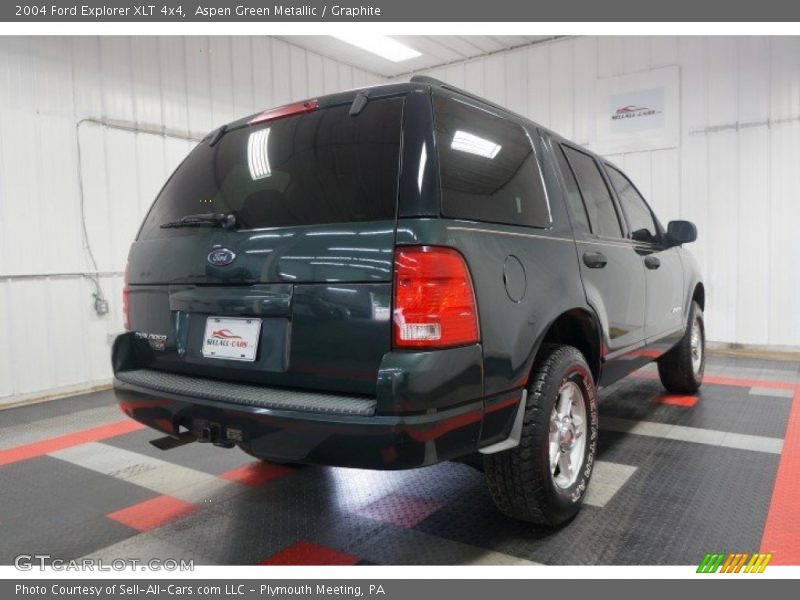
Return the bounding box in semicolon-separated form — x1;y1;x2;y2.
433;95;551;228
137;97;403;239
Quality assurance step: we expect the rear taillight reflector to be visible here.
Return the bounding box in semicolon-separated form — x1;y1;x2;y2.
393;246;479;349
248;99;319;126
122;264;130;331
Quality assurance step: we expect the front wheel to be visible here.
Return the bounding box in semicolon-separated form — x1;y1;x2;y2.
657;301;705;394
483;344;599;526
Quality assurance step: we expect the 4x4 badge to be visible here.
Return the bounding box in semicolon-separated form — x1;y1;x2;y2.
207;248;236;266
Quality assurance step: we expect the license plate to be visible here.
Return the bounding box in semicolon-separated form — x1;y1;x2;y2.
201;317;261;362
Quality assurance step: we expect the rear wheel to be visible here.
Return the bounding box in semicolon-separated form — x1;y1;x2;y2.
657;301;705;394
483;344;599;526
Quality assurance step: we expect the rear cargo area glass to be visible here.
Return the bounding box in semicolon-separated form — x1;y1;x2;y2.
433;95;551;229
138;97;403;239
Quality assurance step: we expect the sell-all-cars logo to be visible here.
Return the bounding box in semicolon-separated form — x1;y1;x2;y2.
211;329;242;340
611;105;661;120
207;248;236;266
697;552;772;573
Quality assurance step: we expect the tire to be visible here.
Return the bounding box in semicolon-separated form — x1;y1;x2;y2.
657;301;705;394
483;344;599;526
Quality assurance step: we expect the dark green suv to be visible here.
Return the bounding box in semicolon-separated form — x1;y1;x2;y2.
113;76;704;525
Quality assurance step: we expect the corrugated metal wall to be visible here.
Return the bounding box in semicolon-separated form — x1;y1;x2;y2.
0;36;384;406
399;36;800;351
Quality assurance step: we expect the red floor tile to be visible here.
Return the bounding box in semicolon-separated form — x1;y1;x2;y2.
259;541;360;565
704;375;795;390
218;461;295;487
356;493;444;528
633;370;796;391
0;420;145;467
653;394;699;408
107;495;197;532
761;387;800;565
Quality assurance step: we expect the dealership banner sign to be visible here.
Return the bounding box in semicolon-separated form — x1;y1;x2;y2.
3;0;800;21
595;66;680;155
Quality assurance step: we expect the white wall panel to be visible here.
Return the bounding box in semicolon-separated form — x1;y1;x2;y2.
306;52;324;97
321;56;339;95
736;126;771;344
232;37;255;117
336;60;353;93
184;37;214;134
483;54;506;108
622;37;651;74
767;121;800;346
396;36;800;350
572;36;597;146
706;131;739;342
159;37;189;133
649;37;678;69
526;44;550;129
0;283;13;399
0;36;385;406
131;37;162;126
290;44;308;100
548;41;573;140
444;63;466;89
504;49;526;116
252;37;275;107
210;37;235;126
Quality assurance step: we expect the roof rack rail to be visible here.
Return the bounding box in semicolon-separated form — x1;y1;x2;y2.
410;75;509;115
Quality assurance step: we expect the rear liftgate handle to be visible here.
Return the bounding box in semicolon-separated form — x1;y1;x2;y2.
583;251;608;269
644;255;661;270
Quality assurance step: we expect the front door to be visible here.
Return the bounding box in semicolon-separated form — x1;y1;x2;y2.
604;166;686;342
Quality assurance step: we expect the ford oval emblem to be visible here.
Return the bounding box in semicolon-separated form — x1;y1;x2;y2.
207;248;236;267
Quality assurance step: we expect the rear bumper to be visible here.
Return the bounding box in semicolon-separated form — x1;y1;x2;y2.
112;333;523;469
114;375;494;469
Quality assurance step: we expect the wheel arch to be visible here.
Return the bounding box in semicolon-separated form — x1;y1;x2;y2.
534;308;602;384
692;282;705;311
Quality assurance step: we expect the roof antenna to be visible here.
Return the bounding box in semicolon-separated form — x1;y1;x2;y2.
349;91;370;116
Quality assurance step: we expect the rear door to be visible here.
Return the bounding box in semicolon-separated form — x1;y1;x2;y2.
555;144;647;369
126;96;404;395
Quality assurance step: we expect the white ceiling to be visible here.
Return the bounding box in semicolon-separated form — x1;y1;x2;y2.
276;35;557;78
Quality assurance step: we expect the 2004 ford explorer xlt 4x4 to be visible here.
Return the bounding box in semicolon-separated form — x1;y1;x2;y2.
113;76;705;526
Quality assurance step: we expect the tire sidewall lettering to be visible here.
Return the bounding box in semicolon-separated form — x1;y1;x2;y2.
566;368;598;504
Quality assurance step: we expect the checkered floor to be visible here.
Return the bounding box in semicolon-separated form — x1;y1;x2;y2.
1;355;798;566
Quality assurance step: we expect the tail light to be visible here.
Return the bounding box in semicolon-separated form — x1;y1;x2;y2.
248;99;319;126
393;246;479;349
122;264;130;331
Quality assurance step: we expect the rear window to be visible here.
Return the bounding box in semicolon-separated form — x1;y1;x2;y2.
433;95;551;228
138;97;403;239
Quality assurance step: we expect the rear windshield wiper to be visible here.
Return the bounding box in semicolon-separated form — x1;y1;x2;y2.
160;213;237;230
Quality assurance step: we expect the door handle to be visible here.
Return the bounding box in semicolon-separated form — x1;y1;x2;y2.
583;251;608;269
644;255;661;270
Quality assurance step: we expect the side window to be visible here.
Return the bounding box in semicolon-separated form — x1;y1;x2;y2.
606;167;658;243
562;146;623;239
433;95;552;228
554;145;591;234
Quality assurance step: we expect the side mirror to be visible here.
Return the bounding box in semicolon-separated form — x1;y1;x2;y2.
666;220;697;246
